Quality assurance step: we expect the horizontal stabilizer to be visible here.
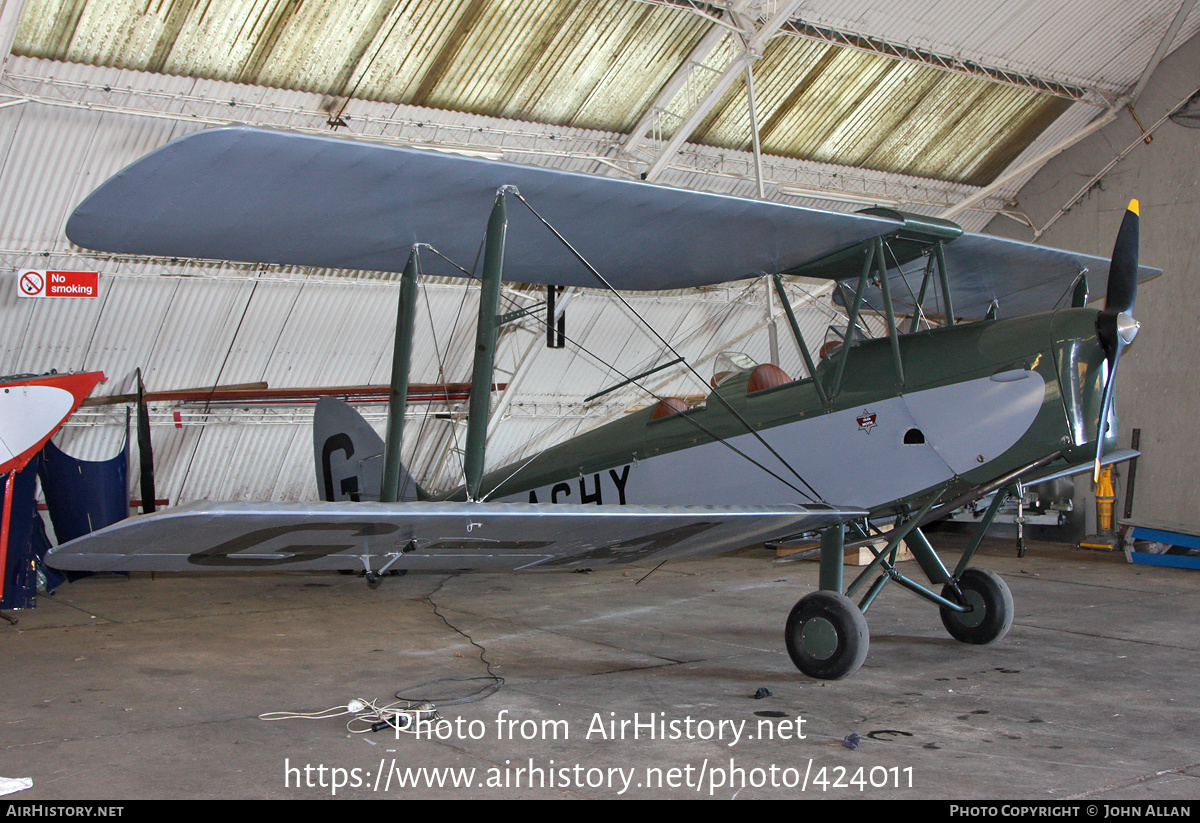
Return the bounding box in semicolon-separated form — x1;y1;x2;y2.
66;126;901;291
45;500;861;573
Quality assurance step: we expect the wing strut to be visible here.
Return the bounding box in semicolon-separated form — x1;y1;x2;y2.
380;246;421;503
463;187;513;501
933;243;955;326
874;237;905;387
771;275;827;406
831;242;876;398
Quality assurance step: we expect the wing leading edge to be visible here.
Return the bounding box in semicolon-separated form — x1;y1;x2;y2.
45;500;863;573
66;126;901;291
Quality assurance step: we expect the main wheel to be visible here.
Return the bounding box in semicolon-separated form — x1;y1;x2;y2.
785;591;869;680
939;567;1013;644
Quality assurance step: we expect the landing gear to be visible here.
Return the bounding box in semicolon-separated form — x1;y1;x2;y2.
366;569;409;589
939;567;1013;645
787;506;1019;680
785;591;869;680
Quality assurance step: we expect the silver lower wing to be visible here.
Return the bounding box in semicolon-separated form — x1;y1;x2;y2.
46;501;862;573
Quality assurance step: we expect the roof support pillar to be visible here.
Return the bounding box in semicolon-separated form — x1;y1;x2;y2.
745;59;765;199
640;0;805;183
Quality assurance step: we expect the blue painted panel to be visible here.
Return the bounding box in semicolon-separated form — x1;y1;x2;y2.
0;456;51;610
1131;525;1200;552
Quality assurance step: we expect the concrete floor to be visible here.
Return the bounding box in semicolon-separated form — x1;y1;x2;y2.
3;535;1199;800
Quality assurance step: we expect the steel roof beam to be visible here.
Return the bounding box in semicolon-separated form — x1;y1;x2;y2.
0;0;30;80
0;60;1012;229
1128;0;1198;106
616;21;730;162
781;21;1117;108
634;1;1119;107
640;0;805;183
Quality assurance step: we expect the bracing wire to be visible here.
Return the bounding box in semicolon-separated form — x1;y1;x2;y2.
415;243;480;489
479;287;817;502
511;191;825;503
405;233;818;502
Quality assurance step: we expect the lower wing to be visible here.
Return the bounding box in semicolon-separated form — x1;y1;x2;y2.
46;500;863;573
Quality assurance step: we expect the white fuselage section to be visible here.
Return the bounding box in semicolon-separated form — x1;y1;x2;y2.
502;370;1047;510
0;384;76;469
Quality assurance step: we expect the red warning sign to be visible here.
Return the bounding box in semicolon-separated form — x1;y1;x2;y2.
17;269;99;298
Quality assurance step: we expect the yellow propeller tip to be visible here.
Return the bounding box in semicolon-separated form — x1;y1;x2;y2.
1128;199;1140;215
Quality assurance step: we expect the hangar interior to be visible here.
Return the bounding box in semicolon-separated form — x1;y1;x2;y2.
2;0;1199;800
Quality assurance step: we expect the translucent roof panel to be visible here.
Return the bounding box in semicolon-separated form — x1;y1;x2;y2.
8;0;1192;188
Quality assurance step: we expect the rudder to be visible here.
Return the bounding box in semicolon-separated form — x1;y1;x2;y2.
313;397;423;502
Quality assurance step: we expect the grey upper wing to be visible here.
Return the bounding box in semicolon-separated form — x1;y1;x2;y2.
66;126;901;291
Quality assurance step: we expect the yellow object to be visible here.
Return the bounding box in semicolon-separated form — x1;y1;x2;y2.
1095;466;1115;533
1128;199;1139;216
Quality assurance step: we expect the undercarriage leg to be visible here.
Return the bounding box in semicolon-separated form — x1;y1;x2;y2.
785;525;868;680
818;525;844;594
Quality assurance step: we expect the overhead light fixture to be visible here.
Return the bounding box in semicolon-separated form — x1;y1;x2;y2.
777;185;901;209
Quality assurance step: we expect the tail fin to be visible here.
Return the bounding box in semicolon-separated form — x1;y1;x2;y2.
313;397;424;502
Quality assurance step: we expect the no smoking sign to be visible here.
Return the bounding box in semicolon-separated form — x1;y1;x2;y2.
16;269;99;298
18;270;43;295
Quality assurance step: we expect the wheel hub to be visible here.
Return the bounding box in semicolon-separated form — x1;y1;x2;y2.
801;617;839;659
956;588;986;627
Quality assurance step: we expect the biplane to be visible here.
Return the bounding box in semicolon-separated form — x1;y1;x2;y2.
45;126;1158;680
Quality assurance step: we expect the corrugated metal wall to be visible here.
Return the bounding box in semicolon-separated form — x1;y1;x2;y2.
794;0;1200;93
3;260;857;506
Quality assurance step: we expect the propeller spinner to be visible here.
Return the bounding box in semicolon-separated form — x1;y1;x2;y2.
1093;200;1141;482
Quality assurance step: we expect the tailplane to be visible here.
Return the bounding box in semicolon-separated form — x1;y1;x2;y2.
313;397;424;502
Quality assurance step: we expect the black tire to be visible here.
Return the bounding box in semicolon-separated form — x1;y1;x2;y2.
785;591;869;680
939;567;1013;644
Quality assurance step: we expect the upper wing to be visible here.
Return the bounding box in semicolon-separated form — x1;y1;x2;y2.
821;220;1162;321
45;500;862;573
66;126;901;291
917;233;1159;319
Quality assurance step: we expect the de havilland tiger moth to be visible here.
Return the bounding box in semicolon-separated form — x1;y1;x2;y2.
44;126;1159;680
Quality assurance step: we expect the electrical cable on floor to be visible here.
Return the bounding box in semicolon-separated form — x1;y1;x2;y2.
258;577;505;735
395;575;505;707
258;698;449;736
